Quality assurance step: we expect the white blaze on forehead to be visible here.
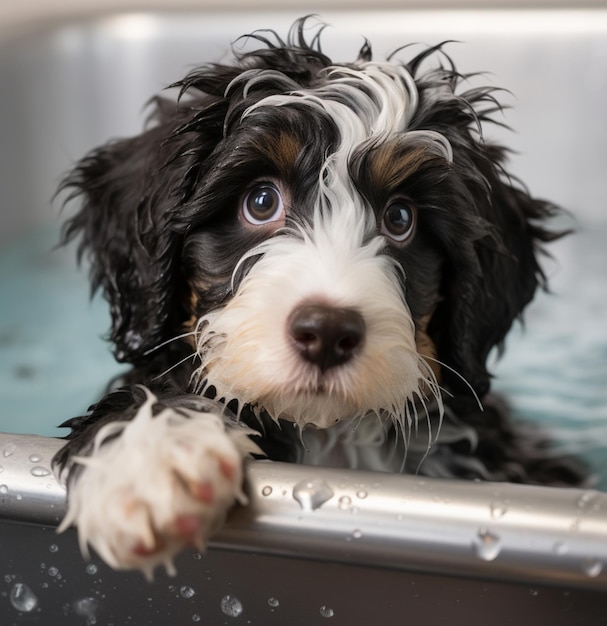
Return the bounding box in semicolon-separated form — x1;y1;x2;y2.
242;61;452;233
243;61;418;144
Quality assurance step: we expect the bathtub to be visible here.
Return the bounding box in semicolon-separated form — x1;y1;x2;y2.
1;8;607;624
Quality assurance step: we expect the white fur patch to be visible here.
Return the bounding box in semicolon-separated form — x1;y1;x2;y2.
57;389;259;579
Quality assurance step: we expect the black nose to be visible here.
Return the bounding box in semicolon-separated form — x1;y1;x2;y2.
288;304;365;372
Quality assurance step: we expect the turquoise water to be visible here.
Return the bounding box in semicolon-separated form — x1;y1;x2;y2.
1;221;605;486
492;225;607;488
0;222;123;437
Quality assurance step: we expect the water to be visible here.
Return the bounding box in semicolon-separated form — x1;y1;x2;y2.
582;559;603;578
179;585;196;599
492;226;607;488
489;501;508;519
31;466;51;477
73;596;99;624
474;528;502;562
0;222;123;435
292;478;334;511
220;594;243;618
9;582;38;613
0;221;605;485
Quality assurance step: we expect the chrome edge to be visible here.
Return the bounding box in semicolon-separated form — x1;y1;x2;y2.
1;432;606;590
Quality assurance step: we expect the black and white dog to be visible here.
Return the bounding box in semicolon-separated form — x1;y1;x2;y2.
53;19;585;577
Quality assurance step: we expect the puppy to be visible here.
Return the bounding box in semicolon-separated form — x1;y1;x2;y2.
53;19;585;577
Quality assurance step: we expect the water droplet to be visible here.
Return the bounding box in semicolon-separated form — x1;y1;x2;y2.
554;542;568;555
73;597;99;624
85;564;98;575
48;566;59;577
3;443;16;458
192;552;202;560
352;529;362;539
49;544;59;553
220;594;243;618
490;501;507;519
29;454;43;463
16;493;22;501
582;559;603;578
474;528;501;561
576;492;595;509
293;479;334;511
9;583;38;612
267;597;280;608
356;490;368;500
192;614;201;623
31;466;50;478
0;465;4;473
180;586;196;599
0;484;8;495
529;588;539;597
320;605;334;618
261;486;273;497
338;496;352;510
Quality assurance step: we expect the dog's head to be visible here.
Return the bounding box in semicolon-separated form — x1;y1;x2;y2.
62;20;559;430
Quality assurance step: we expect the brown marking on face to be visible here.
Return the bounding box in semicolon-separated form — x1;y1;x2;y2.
367;143;431;191
415;312;441;383
181;290;200;348
252;132;302;180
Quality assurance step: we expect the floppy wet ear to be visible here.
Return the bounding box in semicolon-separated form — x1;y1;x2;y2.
60;96;225;365
438;172;562;399
438;145;564;397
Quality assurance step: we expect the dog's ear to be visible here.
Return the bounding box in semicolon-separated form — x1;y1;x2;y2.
60;95;226;365
408;62;564;400
435;160;561;398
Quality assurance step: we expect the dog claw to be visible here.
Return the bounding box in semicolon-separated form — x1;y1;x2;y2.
191;481;215;504
133;539;161;557
174;514;202;541
218;457;236;480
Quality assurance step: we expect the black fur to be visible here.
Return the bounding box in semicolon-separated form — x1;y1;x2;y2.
54;18;586;487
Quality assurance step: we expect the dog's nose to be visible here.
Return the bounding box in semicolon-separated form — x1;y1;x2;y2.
288;304;365;372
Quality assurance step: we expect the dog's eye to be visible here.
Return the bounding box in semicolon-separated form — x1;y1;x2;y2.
242;184;284;225
381;201;415;243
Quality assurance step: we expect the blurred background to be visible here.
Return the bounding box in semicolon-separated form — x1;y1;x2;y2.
0;1;606;485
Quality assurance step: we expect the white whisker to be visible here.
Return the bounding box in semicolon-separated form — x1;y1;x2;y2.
415;397;436;475
151;352;200;382
421;354;484;411
142;330;198;356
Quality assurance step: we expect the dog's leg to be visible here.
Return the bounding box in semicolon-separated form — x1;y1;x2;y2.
54;388;259;579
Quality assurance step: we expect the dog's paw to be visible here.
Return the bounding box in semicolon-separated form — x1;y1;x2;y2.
57;390;258;578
